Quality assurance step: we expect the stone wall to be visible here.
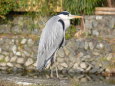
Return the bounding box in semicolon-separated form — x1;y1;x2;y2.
0;15;114;74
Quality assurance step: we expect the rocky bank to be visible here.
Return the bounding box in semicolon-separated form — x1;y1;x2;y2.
0;15;114;74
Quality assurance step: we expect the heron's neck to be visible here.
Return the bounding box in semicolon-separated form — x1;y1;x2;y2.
63;19;70;30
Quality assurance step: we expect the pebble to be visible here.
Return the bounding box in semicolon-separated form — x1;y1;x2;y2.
60;63;68;68
78;52;84;58
96;43;104;49
12;45;17;54
57;48;64;57
84;41;89;50
0;63;7;66
80;77;88;82
106;53;112;61
28;39;34;46
16;52;21;56
10;56;17;62
92;30;99;36
96;16;103;20
89;42;94;50
7;62;13;67
25;58;34;66
5;56;10;62
63;47;70;56
21;38;27;44
73;63;79;69
80;62;87;69
86;65;92;72
15;64;22;68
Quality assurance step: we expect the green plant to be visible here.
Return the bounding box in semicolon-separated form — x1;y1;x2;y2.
0;59;6;62
65;25;76;39
63;0;106;15
0;0;17;17
0;0;106;17
39;0;60;16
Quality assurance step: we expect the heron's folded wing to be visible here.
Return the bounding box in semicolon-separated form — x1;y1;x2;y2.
37;19;64;69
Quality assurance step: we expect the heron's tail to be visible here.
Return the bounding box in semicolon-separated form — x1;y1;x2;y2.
36;56;45;71
36;53;55;71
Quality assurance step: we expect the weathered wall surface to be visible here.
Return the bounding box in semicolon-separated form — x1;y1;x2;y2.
0;15;114;74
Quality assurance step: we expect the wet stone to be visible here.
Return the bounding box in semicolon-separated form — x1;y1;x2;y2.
76;67;84;72
86;65;92;72
73;63;79;69
80;62;87;69
90;68;98;73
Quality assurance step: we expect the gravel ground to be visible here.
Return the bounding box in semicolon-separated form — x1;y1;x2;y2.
0;73;115;86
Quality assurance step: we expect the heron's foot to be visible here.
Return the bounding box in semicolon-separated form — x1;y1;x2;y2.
55;67;59;78
50;69;54;78
50;67;59;78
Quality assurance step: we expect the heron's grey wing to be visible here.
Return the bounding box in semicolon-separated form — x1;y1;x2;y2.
36;19;64;70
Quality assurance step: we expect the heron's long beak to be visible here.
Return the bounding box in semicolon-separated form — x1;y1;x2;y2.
69;15;83;19
74;16;83;19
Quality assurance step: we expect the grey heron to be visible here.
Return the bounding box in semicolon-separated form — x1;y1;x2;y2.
36;11;83;77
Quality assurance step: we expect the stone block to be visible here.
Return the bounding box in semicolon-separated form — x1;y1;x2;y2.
57;48;64;57
7;63;13;67
10;56;17;62
17;58;25;64
25;58;34;66
21;38;27;44
80;62;87;69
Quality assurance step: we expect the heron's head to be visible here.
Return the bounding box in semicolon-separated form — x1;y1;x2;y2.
58;11;83;20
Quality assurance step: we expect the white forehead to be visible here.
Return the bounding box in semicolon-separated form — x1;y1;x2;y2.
57;13;71;20
58;14;67;19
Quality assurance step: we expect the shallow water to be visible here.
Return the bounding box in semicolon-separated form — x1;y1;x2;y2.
0;72;115;86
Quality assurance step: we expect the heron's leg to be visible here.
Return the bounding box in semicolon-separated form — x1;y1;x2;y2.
54;50;59;78
50;69;53;78
50;66;54;78
55;66;59;78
